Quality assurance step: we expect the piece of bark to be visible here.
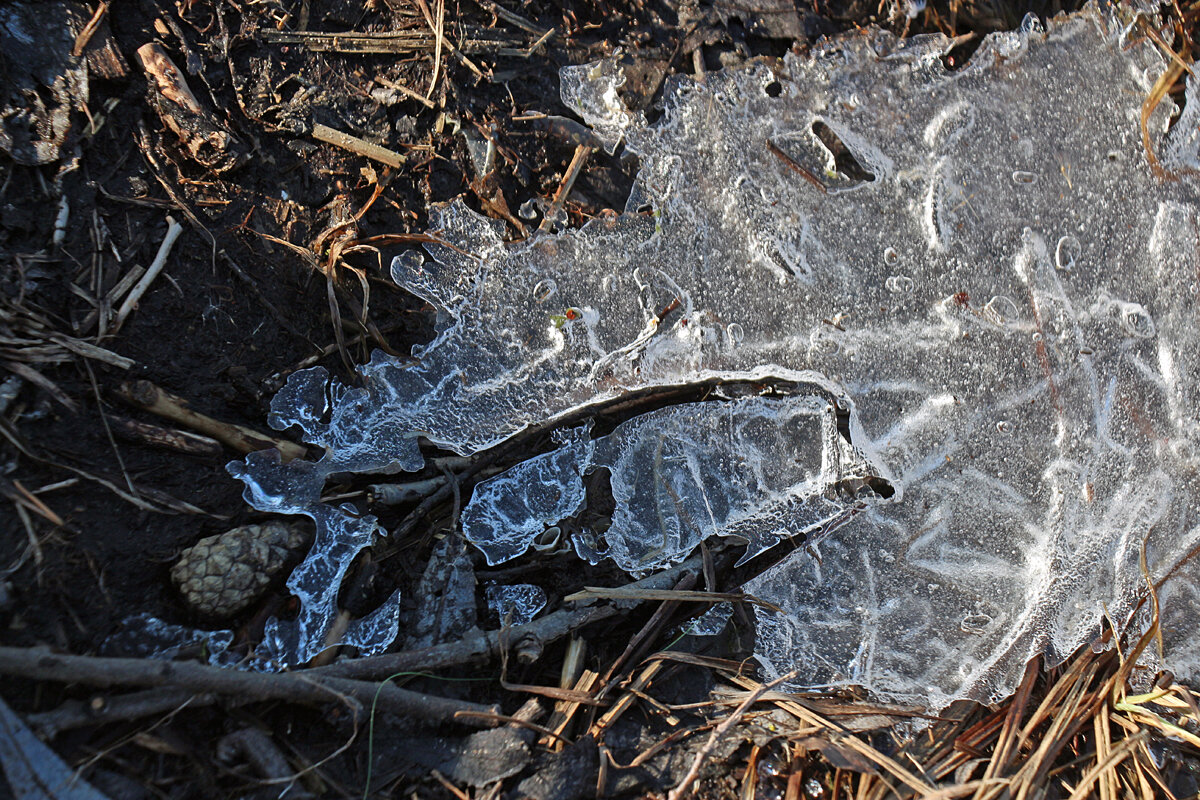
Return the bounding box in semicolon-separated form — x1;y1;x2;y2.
109;414;224;458
136;42;247;172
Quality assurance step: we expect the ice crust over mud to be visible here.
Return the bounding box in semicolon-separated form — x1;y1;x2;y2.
233;9;1200;708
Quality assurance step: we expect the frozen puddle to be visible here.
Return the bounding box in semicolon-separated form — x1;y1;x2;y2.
232;7;1200;709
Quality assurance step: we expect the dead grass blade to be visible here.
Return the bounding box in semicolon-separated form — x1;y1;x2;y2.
1065;731;1147;800
1141;52;1188;177
970;657;1039;799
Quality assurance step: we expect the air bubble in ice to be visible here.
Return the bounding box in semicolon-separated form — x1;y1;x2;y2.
518;199;539;220
727;322;745;343
1117;302;1155;339
532;279;558;302
960;614;993;635
983;295;1020;325
883;247;900;265
1055;235;1080;271
885;275;914;293
1011;170;1037;184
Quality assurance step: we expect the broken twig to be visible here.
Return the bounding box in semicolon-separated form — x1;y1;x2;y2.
312;123;407;168
113;379;308;461
565;587;782;613
538;144;592;232
313;552;706;680
112;215;184;332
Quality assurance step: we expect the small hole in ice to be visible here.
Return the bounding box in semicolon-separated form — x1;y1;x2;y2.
518;199;539;220
1011;170;1037;185
940;34;982;71
532;526;562;552
811;121;875;183
532;279;558;302
764;80;782;97
960;613;993;635
1055;235;1080;271
885;275;914;293
1107;150;1122;162
1118;303;1155;339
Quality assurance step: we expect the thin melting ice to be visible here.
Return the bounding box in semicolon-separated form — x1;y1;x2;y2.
462;392;875;574
485;584;549;626
232;8;1200;708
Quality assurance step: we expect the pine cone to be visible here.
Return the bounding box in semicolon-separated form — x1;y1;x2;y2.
170;521;311;618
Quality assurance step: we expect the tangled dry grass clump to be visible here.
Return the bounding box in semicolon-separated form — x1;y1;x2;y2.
667;599;1200;799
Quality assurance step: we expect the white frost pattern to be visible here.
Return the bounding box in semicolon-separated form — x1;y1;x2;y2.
231;8;1200;708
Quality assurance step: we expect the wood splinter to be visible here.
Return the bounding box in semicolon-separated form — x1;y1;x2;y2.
312;123;407;168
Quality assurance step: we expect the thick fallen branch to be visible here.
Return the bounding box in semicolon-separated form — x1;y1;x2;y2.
27;687;214;738
0;648;497;727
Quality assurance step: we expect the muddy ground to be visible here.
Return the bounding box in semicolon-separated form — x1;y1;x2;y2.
3;0;1166;797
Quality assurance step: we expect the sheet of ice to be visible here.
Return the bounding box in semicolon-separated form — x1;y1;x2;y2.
463;393;875;573
103;613;233;664
232;7;1200;708
485;584;548;625
684;602;735;637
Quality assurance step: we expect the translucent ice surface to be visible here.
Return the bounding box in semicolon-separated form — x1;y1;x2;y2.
463;392;876;574
232;7;1200;708
486;583;549;626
